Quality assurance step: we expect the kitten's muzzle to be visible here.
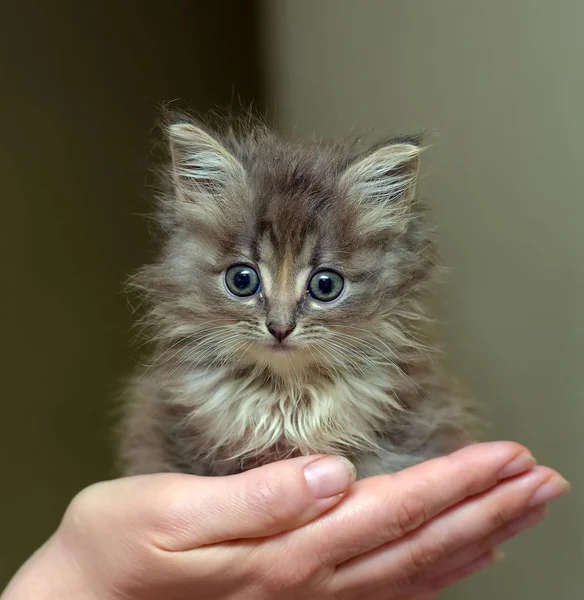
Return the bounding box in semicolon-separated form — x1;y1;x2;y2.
267;322;295;342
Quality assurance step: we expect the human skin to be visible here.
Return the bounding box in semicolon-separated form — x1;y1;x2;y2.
2;442;569;600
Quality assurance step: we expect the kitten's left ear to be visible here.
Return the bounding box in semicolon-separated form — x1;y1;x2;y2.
167;122;246;198
340;141;423;234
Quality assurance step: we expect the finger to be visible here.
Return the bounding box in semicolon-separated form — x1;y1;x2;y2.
293;441;535;566
399;549;498;600
346;550;497;600
394;593;439;600
417;505;547;580
122;454;357;550
358;549;497;600
331;467;568;595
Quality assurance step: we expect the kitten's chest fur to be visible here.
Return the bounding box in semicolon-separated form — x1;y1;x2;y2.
174;366;402;459
119;362;473;479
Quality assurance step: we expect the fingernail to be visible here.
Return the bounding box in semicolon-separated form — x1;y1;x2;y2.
304;456;356;499
508;506;548;533
529;475;571;507
499;452;537;479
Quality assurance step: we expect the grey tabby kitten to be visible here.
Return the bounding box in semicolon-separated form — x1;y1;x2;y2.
118;114;476;479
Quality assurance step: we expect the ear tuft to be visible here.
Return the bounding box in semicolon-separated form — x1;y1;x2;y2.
340;141;424;237
167;122;245;195
341;143;422;205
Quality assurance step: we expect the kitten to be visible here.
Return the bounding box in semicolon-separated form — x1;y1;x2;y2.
117;114;476;479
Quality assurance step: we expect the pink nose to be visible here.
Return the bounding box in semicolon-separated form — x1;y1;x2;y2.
267;323;295;342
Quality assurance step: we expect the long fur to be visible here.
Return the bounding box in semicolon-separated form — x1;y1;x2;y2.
117;113;477;479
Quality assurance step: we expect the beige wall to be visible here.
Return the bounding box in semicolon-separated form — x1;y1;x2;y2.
261;1;582;598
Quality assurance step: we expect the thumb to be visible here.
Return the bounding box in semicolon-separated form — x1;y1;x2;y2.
132;455;356;551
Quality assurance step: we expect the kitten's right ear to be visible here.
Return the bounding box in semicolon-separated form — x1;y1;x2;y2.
340;141;423;237
167;122;246;199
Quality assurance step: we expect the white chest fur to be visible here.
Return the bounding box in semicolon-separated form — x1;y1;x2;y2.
172;366;404;460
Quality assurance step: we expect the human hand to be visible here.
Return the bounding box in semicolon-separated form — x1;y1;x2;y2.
2;442;569;600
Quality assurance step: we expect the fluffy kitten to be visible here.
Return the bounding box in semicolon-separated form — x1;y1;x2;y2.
118;114;476;479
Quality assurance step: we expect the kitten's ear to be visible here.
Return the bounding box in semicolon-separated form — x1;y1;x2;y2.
342;141;421;204
167;122;246;198
340;141;423;235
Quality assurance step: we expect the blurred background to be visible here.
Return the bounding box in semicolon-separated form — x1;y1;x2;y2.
1;1;581;597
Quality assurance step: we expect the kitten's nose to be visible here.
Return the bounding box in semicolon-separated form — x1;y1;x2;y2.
267;322;295;342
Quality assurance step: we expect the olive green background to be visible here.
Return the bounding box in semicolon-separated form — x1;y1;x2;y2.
262;1;582;598
0;1;262;586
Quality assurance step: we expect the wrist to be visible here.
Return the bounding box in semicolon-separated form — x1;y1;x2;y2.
1;533;102;600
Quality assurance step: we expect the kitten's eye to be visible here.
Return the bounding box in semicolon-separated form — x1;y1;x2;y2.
308;270;344;302
225;264;260;297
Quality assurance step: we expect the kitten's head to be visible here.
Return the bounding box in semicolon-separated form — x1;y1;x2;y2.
138;116;437;378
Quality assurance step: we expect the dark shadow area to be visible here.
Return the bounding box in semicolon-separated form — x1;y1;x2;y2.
0;0;263;584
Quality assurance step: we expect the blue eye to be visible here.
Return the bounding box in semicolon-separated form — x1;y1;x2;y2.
225;264;260;297
308;270;344;302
